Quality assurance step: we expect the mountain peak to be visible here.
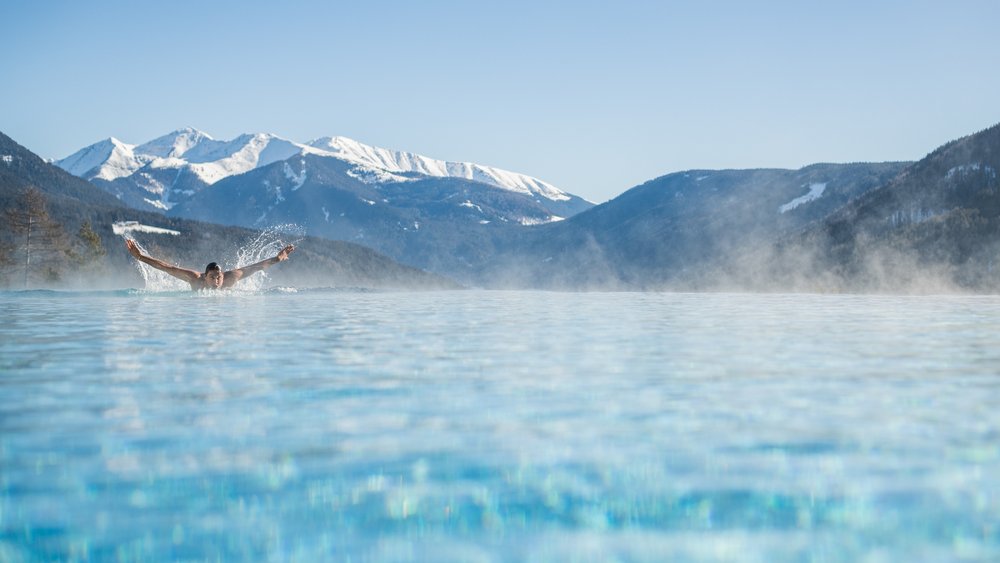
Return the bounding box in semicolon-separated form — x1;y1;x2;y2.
232;132;281;143
304;136;582;203
56;129;588;211
136;128;214;159
309;135;358;146
55;136;141;180
177;126;208;135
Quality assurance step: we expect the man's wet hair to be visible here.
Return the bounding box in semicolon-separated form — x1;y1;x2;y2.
205;262;222;274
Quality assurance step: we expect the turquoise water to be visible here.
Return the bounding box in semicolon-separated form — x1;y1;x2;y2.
2;290;1000;562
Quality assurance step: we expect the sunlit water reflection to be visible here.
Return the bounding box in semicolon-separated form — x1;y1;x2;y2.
2;290;999;561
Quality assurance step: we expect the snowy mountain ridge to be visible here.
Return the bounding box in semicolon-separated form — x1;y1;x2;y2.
306;136;571;201
55;136;146;181
55;128;579;204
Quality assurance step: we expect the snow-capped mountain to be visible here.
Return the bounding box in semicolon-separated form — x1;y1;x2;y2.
55;129;311;209
55;129;590;217
306;136;571;203
58;128;312;184
55;137;146;182
55;128;593;282
134;127;214;159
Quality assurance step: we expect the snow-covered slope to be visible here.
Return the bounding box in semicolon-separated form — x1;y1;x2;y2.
56;129;585;211
55;137;146;181
56;128;307;186
134;128;215;159
307;136;572;202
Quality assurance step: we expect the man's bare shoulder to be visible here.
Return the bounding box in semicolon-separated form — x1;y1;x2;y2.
187;275;207;290
222;269;244;286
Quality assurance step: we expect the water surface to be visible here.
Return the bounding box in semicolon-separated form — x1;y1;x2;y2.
2;290;999;561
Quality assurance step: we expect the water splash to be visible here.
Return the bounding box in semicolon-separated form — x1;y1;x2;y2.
228;224;306;292
123;224;306;293
125;237;189;292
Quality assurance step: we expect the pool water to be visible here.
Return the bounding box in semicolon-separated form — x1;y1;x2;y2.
2;290;999;561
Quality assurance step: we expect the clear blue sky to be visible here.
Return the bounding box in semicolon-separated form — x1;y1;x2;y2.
3;0;999;202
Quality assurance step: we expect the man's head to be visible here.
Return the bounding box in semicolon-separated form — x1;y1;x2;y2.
204;262;224;288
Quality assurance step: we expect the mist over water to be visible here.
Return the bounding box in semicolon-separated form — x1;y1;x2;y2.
2;290;999;561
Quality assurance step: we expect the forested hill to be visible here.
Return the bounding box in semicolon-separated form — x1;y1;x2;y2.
1;132;123;210
771;123;1000;291
0;132;459;290
472;162;909;289
481;122;1000;292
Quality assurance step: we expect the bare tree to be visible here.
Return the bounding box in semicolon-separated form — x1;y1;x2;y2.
3;188;74;288
0;239;13;280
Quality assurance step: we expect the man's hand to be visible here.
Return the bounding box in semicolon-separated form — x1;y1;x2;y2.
276;244;295;262
125;238;143;259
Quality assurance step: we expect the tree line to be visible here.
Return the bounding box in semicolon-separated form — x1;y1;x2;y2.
1;187;107;288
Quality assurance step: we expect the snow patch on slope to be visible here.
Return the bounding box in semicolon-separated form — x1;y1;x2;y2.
345;166;412;185
518;216;564;226
112;221;180;236
143;198;169;211
459;200;484;213
284;160;308;191
779;183;827;214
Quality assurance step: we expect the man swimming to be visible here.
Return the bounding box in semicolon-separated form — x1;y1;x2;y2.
125;238;295;290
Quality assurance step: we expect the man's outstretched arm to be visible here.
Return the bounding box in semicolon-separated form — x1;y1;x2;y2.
223;244;296;286
125;239;201;284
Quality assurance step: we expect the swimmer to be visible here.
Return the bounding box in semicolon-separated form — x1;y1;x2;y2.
125;238;295;290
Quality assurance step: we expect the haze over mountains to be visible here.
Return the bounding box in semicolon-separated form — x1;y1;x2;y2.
479;163;911;289
7;121;1000;291
774;123;1000;291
